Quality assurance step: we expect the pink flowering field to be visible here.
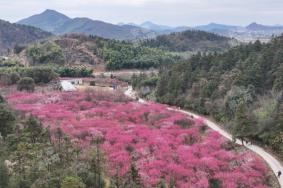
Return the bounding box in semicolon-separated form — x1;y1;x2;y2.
6;90;270;188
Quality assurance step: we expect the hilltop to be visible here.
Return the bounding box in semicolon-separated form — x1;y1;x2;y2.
17;10;157;41
0;19;52;55
142;30;237;52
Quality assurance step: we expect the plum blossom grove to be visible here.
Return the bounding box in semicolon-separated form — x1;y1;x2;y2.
6;90;270;188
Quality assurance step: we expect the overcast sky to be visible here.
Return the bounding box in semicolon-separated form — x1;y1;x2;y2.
1;0;283;26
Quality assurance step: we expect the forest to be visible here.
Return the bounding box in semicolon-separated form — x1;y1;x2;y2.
98;39;178;70
20;34;178;70
0;66;93;86
133;35;283;159
8;32;235;71
142;30;236;52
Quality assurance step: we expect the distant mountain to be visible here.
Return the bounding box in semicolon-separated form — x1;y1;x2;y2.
140;21;173;32
0;19;52;55
246;22;283;31
195;23;240;31
117;22;139;27
194;22;283;42
17;10;283;42
139;21;191;34
17;10;157;41
142;30;237;52
18;9;71;33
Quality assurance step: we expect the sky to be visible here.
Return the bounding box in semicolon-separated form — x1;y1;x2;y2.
1;0;283;26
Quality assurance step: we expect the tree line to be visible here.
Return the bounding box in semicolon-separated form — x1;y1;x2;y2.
133;35;283;159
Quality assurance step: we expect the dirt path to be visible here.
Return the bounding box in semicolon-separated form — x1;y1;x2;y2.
124;86;283;187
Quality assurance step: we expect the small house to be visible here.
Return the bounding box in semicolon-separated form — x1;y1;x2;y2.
60;81;77;92
67;78;83;85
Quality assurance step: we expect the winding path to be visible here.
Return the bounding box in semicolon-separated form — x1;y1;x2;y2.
124;86;283;187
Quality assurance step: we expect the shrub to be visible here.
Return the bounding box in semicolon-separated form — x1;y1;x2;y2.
14;45;25;54
0;160;9;188
61;176;86;188
57;67;93;77
209;178;222;188
0;72;20;85
17;77;35;92
10;72;21;84
22;67;58;84
27;42;65;65
0;59;21;67
0;95;4;103
0;104;15;137
90;80;96;86
174;119;193;128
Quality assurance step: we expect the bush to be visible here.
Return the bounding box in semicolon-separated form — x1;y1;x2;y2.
0;104;15;137
0;59;21;67
174;119;193;128
0;95;4;103
0;73;19;85
90;80;96;86
61;176;86;188
57;67;93;77
23;67;58;84
17;77;35;92
0;160;9;188
14;45;26;54
209;178;222;188
10;72;21;84
0;67;58;84
27;42;65;65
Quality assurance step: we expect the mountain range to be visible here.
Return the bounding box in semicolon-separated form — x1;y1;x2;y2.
18;9;157;41
16;9;283;42
0;19;52;55
194;22;283;42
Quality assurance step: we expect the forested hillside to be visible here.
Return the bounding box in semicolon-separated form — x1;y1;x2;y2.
16;31;237;70
136;35;283;159
0;19;52;55
142;30;237;52
15;34;177;70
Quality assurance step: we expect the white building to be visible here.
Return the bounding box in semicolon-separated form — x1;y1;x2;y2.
60;80;77;92
67;78;83;85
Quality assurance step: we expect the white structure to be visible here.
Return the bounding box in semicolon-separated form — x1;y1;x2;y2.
0;56;8;61
67;78;83;85
60;81;77;92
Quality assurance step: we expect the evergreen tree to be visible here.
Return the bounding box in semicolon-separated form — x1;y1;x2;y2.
61;176;86;188
232;103;253;144
0;160;9;188
25;116;43;143
0;104;15;137
129;162;141;188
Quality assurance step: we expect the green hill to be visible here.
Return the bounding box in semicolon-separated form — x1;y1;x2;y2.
142;30;237;52
137;35;283;158
0;19;52;55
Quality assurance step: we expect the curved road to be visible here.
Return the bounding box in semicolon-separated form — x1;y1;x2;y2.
125;86;283;187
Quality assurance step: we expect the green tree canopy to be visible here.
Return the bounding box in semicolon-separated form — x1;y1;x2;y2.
17;77;35;92
61;176;86;188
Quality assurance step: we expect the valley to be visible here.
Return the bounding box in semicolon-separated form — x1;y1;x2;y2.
0;5;283;188
0;79;280;187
